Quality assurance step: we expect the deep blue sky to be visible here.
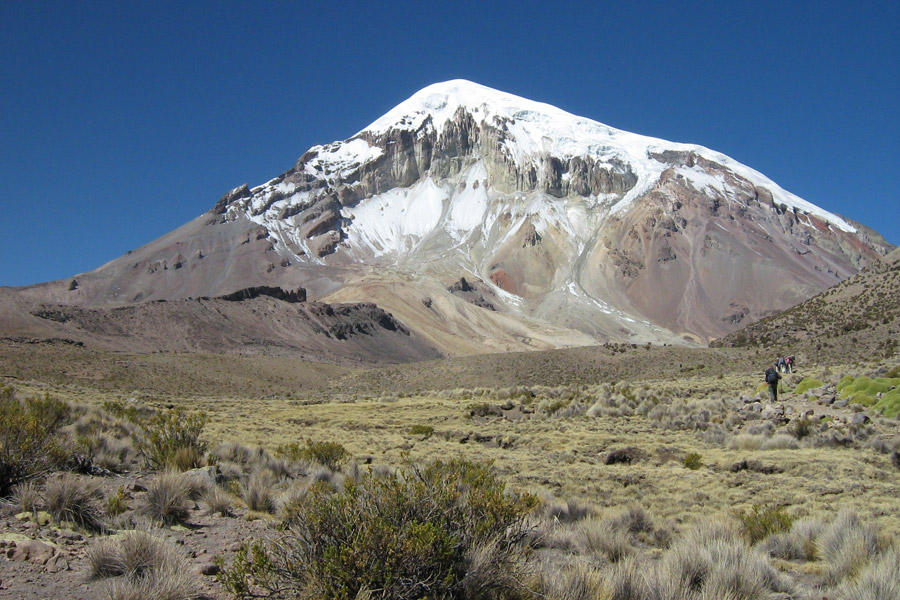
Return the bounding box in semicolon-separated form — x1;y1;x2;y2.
2;1;897;286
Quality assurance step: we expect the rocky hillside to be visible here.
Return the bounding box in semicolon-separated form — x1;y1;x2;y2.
0;287;440;366
713;248;900;362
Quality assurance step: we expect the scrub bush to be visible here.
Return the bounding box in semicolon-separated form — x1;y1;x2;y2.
0;386;71;495
276;439;347;471
136;407;207;471
219;458;536;600
737;504;793;545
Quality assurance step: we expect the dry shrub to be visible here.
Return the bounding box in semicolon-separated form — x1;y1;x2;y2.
12;481;42;514
833;546;900;600
140;470;191;525
535;561;608;600
576;518;632;563
760;433;799;450
181;468;215;500
241;469;278;514
202;484;234;517
45;472;105;531
87;529;200;600
94;433;139;473
655;519;792;599
728;434;764;451
818;511;883;584
209;441;252;466
764;518;825;560
87;536;123;579
542;498;594;524
606;554;653;600
611;505;655;535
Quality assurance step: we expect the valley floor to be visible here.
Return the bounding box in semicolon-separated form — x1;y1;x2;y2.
1;341;898;599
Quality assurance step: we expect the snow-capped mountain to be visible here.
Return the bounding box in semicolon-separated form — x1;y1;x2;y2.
13;80;893;356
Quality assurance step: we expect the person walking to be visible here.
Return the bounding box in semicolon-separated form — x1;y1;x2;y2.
765;364;781;403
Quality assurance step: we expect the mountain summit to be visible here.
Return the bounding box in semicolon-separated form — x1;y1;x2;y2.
8;80;893;357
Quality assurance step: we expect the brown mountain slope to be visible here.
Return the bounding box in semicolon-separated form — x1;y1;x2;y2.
712;248;900;361
0;288;441;366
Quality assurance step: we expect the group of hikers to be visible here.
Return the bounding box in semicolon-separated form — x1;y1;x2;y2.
764;355;796;403
775;355;795;373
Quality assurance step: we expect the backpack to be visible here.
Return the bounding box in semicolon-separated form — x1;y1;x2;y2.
765;368;779;384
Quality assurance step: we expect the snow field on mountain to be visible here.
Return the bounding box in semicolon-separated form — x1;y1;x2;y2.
357;80;854;234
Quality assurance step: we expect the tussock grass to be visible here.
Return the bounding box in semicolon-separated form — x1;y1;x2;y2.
87;529;201;600
139;470;191;526
240;469;278;514
834;546;900;600
12;480;42;514
202;484;234;517
44;472;105;531
818;511;884;584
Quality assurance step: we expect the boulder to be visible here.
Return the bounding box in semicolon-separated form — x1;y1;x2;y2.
851;413;870;425
9;539;56;564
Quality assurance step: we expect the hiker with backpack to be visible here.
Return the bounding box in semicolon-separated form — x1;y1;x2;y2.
765;364;781;403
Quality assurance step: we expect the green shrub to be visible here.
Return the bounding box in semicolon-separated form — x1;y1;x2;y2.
794;378;825;395
276;439;347;471
849;393;878;407
874;388;900;418
682;452;703;470
737;504;793;545
219;458;536;600
0;387;71;495
101;400;141;423
136;407;207;471
409;424;434;439
838;376;900;401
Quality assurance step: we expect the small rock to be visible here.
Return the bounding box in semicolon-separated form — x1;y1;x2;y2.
45;553;69;573
57;529;83;541
197;562;220;576
851;413;870;425
227;542;243;552
761;405;785;420
833;400;849;409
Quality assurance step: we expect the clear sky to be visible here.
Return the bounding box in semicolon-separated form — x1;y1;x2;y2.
1;0;897;287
